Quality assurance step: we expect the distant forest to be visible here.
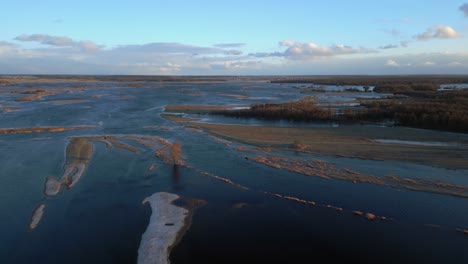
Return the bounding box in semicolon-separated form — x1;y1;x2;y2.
221;77;468;133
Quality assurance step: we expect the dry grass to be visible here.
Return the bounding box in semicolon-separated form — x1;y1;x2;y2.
180;123;468;169
217;93;249;99
0;125;96;135
246;155;468;197
14;92;58;102
45;99;89;105
0;76;97;85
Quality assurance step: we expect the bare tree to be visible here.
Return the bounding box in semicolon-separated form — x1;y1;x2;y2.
169;141;182;166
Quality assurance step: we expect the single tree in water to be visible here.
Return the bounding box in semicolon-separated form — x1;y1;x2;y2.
170;141;182;166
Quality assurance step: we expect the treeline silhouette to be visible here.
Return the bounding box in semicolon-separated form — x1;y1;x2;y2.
220;98;332;122
218;89;468;133
271;75;468;86
360;90;468;132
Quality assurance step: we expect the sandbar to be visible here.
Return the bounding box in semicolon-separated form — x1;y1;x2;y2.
138;192;190;264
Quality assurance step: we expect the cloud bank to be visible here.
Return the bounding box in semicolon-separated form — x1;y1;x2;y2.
414;25;460;40
15;34;102;51
1;34;467;75
250;40;375;60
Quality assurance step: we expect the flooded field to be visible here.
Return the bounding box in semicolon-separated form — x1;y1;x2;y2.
1;80;467;263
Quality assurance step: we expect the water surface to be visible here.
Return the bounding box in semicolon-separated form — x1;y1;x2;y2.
0;81;467;263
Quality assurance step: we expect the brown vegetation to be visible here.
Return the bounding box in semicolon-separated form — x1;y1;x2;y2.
12;89;45;94
196;169;249;190
365;213;377;220
218;90;468;133
192;76;468;133
169;141;183;165
62;138;95;188
160;114;200;123
218;93;249;99
358;91;468;132
0;106;16;113
220;97;333;122
245;155;468;197
0;126;96;135
13;89;59;102
177;122;468;169
155;140;185;166
46;99;89;105
292;140;307;151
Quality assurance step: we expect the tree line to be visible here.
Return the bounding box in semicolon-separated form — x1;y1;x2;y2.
217;89;468;133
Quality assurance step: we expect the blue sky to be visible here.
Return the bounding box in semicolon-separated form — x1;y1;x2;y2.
1;0;467;74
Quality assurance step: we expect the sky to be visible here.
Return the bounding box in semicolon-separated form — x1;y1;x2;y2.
0;0;467;75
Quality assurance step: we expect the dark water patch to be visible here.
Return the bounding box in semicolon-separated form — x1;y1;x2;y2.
172;194;468;264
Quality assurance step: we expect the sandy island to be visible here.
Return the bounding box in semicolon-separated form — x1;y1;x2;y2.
0;125;96;135
138;192;190;264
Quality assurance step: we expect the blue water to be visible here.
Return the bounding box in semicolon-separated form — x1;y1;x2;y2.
0;81;467;263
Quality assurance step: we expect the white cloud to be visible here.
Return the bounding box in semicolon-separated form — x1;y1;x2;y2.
386;59;399;66
414;25;460;40
280;40;375;58
448;61;462;66
241;52;468;75
460;3;468;17
2;36;468;75
249;40;376;60
14;34;102;51
15;34;74;46
423;61;436;66
210;60;260;70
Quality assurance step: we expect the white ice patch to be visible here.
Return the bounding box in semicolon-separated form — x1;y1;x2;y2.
29;203;46;230
138;192;189;264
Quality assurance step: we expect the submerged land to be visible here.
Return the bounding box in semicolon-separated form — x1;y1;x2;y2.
1;75;468;264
